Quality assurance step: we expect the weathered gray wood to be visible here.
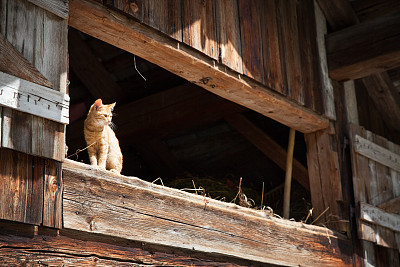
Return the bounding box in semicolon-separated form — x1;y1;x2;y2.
314;2;335;120
360;202;400;233
27;0;68;19
354;135;400;173
62;159;353;267
43;160;63;229
69;0;329;134
0;33;53;88
0;71;69;124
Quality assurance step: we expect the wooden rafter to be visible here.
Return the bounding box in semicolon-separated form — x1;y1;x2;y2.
225;113;309;191
315;0;358;31
69;0;329;134
69;28;125;103
327;13;400;81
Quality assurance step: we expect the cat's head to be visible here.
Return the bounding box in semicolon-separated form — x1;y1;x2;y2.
89;99;116;126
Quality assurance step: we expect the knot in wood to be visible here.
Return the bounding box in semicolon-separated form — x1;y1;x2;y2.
49;176;59;191
200;77;212;85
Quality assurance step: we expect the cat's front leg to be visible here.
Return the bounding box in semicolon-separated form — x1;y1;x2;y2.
87;146;98;166
97;144;108;170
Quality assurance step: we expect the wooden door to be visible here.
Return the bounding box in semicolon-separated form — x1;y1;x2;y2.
0;0;68;228
349;124;400;249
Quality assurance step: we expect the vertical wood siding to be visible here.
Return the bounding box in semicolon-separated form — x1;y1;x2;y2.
105;0;324;114
0;0;68;161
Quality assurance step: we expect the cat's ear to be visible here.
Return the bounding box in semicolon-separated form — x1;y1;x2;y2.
94;99;103;110
109;102;116;111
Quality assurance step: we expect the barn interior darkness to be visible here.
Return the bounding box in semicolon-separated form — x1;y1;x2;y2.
66;28;311;219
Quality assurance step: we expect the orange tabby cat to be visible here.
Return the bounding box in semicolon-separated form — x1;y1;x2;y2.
84;99;123;174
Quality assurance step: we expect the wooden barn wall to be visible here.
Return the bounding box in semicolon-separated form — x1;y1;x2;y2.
104;0;324;114
0;0;68;161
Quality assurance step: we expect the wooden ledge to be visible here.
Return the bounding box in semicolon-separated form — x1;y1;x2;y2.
69;0;329;133
62;159;352;266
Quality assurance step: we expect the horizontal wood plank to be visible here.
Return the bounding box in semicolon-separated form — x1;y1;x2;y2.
69;0;329;133
354;135;400;173
378;196;400;214
27;0;69;19
62;159;352;267
360;202;400;233
327;13;400;81
0;71;69;124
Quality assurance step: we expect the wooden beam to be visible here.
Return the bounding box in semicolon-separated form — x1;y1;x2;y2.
351;0;400;22
361;73;400;133
68;28;125;103
0;225;247;266
69;0;329;133
327;13;400;81
0;71;69;124
62;159;353;267
354;135;400;173
315;0;358;31
27;0;68;20
225;113;309;191
377;196;400;214
0;33;53;88
359;202;400;233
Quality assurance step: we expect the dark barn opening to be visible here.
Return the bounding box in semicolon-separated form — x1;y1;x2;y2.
66;28;311;220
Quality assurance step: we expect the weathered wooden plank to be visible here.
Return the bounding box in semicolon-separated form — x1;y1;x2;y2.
278;0;303;104
216;0;242;73
354;135;400;173
5;0;68;93
2;108;65;161
104;0;141;20
238;0;264;84
69;0;329;133
314;2;335;119
43;160;63;228
142;0;182;42
360;202;400;233
0;71;69;124
182;0;218;60
225;113;310;191
297;0;323;112
0;227;245;266
259;0;286;94
0;33;53;88
27;0;68;19
0;149;43;225
327;13;400;81
62;159;353;267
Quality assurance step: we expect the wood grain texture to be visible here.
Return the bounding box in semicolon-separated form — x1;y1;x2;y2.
182;0;218;60
351;0;400;22
0;33;53;88
142;0;182;41
43;160;63;228
225;113;309;191
69;0;329;133
2;108;65;161
0;226;246;266
0;149;43;225
327;13;400;81
360;202;400;233
349;124;400;250
0;71;69;124
62;159;353;267
216;0;242;73
27;0;68;19
315;0;358;31
238;0;264;83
